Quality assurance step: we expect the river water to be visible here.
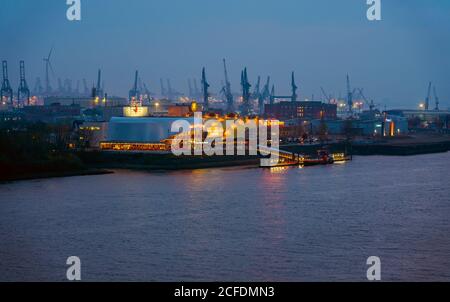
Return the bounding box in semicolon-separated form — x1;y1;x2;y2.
1;153;450;281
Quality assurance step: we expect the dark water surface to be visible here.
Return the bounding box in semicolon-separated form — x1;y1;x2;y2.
1;153;450;281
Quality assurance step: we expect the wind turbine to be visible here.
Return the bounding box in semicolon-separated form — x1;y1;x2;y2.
43;47;55;95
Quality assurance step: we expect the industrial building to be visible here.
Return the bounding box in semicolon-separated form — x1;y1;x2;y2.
265;101;337;121
386;109;450;130
44;96;128;108
310;115;408;137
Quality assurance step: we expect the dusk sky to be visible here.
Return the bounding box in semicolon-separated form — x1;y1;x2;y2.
1;0;449;108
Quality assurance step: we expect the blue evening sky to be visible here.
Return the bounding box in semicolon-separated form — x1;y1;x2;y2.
1;0;449;108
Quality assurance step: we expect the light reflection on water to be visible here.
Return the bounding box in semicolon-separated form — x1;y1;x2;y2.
0;153;450;281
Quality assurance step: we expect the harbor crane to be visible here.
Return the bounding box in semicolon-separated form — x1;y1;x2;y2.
82;79;89;96
240;68;251;115
1;61;13;104
160;79;166;97
75;80;80;96
425;82;432;111
433;85;439;111
269;72;298;104
222;59;234;113
18;61;30;105
96;69;104;98
201;67;210;111
142;82;153;100
291;72;298;102
57;78;63;95
320;87;333;103
167;79;173;100
33;77;44;95
260;76;271;105
129;70;140;101
346;74;353;113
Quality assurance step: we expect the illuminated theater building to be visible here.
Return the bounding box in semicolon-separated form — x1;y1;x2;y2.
101;116;195;152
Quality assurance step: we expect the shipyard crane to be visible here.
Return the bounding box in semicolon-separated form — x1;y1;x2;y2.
240;68;251;115
201;67;210;111
43;47;54;94
63;79;72;95
270;85;275;104
57;78;64;95
425;82;432;111
320;87;332;103
75;80;80;96
269;73;298;104
33;77;44;95
142;82;153;100
253;76;265;114
1;61;13;104
18;61;31;105
129;70;140;101
260;76;271;105
291;71;298;102
433;86;439;111
346;74;353;113
160;78;166;97
253;76;261;99
167;79;173;100
222;59;234;113
82;79;89;96
96;70;103;98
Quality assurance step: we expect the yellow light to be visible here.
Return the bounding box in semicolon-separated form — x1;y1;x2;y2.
191;102;198;112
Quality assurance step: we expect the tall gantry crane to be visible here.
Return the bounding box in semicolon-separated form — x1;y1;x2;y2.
34;77;44;95
222;59;234;113
18;61;30;105
260;76;271;105
269;72;298;104
433;86;439;111
201;67;210;111
425;82;432;111
1;61;13;104
291;71;298;102
96;69;104;98
82;79;89;96
252;76;264;114
129;70;140;102
240;68;251;115
346;74;353;113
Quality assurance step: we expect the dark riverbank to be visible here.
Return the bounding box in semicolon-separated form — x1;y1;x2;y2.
352;135;450;156
281;135;450;156
2;135;449;182
77;151;261;171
